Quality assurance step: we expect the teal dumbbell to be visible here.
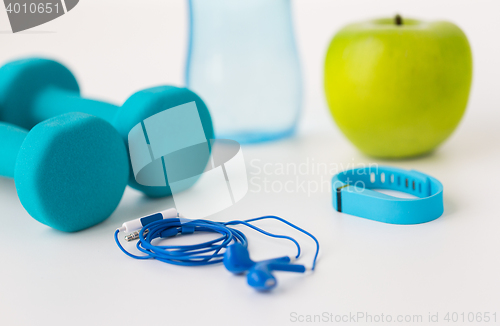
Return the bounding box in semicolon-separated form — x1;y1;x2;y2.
0;58;214;197
0;113;129;232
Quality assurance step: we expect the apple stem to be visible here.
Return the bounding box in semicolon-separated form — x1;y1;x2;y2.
395;14;403;26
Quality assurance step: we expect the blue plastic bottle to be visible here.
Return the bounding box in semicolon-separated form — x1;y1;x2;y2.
186;0;302;144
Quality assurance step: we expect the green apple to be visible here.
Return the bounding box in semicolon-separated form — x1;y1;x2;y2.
324;15;472;158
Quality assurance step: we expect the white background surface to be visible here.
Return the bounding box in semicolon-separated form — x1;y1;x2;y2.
1;1;500;325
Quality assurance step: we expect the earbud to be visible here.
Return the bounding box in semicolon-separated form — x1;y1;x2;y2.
223;243;290;274
223;243;307;291
247;262;306;291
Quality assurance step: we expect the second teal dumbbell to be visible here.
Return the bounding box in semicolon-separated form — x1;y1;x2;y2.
0;58;214;197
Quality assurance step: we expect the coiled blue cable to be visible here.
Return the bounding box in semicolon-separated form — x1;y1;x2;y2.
114;215;319;269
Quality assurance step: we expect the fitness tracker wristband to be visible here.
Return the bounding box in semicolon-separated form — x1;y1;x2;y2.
331;166;443;224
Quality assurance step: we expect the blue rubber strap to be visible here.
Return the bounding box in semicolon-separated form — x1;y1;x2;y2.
331;166;443;224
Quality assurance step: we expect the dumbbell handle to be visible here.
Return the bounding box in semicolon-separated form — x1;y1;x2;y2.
0;123;28;178
33;87;119;125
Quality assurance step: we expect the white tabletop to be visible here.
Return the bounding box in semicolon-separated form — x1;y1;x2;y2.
1;1;499;325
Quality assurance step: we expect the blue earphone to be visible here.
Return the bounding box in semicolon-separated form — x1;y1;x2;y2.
115;211;320;291
223;243;308;291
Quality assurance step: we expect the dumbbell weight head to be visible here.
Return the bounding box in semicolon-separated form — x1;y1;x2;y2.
0;112;129;232
0;58;79;129
116;86;214;197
